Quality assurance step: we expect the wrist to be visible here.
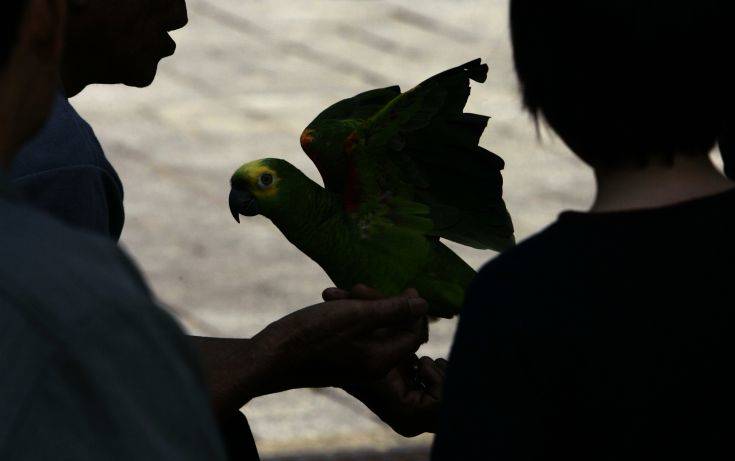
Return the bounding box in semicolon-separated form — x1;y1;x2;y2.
246;326;293;398
226;338;263;404
191;336;266;413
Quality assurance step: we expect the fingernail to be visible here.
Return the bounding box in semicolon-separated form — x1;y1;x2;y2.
408;297;428;315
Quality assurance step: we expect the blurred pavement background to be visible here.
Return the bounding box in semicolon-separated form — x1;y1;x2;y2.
72;0;595;458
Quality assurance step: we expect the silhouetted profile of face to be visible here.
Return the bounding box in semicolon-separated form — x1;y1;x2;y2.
64;0;188;93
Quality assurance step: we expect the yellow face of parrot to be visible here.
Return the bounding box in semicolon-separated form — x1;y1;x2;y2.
232;160;281;198
229;158;309;222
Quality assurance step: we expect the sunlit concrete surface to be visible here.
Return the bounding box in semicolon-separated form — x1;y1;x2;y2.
71;0;594;457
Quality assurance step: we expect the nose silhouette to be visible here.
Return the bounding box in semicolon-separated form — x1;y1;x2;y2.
166;0;189;31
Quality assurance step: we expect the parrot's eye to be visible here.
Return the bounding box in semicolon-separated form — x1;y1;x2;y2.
258;173;274;189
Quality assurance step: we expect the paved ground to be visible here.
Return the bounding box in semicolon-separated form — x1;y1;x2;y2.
72;0;593;457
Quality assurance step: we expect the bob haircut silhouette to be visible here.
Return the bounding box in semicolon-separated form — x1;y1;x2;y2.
510;0;733;167
0;0;28;68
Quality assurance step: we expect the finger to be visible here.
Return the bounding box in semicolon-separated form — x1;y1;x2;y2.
383;314;428;343
418;356;445;399
357;297;429;331
351;284;386;300
391;315;429;344
370;330;426;373
354;298;428;337
379;361;414;396
322;287;350;301
401;354;421;371
419;357;443;385
393;354;421;386
417;316;429;344
435;358;449;375
402;287;420;298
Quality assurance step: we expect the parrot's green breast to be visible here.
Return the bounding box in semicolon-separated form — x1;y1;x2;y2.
231;157;476;317
279;206;476;318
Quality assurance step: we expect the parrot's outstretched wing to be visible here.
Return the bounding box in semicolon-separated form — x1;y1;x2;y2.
329;59;515;251
300;87;402;192
306;86;402;127
341;148;475;319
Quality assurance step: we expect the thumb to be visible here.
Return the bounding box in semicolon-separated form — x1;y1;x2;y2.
322;287;350;301
357;296;429;331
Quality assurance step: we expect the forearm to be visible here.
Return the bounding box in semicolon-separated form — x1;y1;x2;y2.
189;295;429;417
189;336;278;417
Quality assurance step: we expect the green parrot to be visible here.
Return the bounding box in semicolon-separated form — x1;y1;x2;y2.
229;59;514;318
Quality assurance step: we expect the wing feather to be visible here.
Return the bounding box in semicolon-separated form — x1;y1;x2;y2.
302;59;514;251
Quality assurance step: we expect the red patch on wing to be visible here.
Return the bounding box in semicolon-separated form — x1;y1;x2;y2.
301;127;329;177
342;131;362;213
343;131;360;154
300;128;316;152
343;160;361;213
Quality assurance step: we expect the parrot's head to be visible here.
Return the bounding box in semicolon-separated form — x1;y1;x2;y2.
229;158;311;223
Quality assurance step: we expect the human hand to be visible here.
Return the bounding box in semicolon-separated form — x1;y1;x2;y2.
248;292;429;396
322;284;414;303
323;284;431;349
346;355;447;437
324;285;444;437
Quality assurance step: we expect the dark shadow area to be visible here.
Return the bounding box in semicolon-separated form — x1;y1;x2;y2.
264;446;430;461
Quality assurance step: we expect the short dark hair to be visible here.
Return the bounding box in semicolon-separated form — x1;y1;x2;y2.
1;0;28;68
511;0;733;167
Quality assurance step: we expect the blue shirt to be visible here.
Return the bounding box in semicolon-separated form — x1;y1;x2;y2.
0;173;228;460
9;92;260;460
11;93;125;240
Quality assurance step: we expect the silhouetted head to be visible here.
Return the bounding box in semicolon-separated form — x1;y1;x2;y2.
511;0;733;168
229;158;316;223
62;0;188;95
1;0;66;166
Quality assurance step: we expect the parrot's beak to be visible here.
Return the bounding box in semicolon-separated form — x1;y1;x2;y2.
229;188;259;222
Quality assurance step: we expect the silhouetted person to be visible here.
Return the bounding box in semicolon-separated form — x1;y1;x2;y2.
7;1;444;457
433;1;735;459
1;0;225;457
1;2;434;459
11;0;189;239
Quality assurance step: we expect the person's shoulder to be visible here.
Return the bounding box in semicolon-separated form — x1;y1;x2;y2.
10;93;109;178
0;203;218;458
459;222;569;322
0;195;117;258
0;198;151;335
476;220;570;283
0;200;141;418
